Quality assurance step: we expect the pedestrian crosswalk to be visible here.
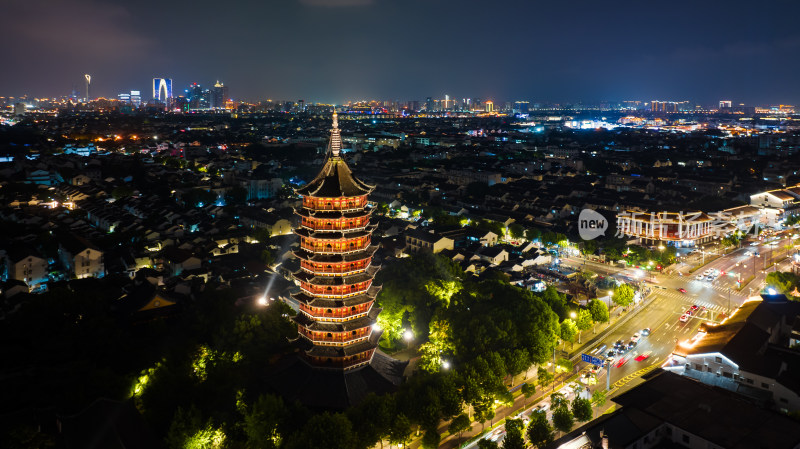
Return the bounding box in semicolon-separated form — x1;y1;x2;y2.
651;289;733;313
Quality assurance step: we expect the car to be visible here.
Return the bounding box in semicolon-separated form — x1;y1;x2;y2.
627;340;636;349
641;328;651;336
678;288;687;293
680;314;689;322
695;274;704;280
744;251;752;256
580;373;597;385
535;403;549;413
631;333;641;343
614;339;625;348
606;350;616;359
690;304;699;310
685;309;694;316
750;242;759;246
606;356;615;365
589;365;601;374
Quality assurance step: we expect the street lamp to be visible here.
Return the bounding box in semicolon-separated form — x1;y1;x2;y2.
403;329;413;350
607;290;613;308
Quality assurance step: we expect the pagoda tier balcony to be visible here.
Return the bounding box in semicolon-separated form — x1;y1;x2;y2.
300;258;372;276
295;245;378;264
297;300;374;321
300;236;371;255
294;267;376;287
294;309;378;331
299;279;372;298
306;349;375;370
302;195;368;212
300;216;371;233
295;228;371;241
298;326;372;346
295;208;373;221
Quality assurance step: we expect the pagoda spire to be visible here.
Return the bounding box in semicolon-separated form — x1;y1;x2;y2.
329;110;342;157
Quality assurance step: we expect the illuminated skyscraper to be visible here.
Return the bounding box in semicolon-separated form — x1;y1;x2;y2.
152;78;173;103
210;81;229;109
485;100;494;112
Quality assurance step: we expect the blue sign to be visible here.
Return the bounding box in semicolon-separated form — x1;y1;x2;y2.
581;353;604;366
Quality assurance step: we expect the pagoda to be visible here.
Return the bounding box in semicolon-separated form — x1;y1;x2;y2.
291;111;383;370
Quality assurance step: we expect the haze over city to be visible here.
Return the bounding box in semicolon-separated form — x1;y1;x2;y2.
3;0;800;104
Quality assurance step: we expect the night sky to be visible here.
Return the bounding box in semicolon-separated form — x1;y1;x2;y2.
3;0;800;105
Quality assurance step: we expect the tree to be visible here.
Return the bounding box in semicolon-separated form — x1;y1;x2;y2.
347;393;392;449
550;393;568;410
473;398;495;432
448;413;471;440
555;358;573;373
537;366;553;389
542;286;568;320
502;418;525;449
421;427;441;449
552;406;574;434
572;397;593;422
521;382;536;406
765;272;800;295
504;348;531;379
560;319;578;346
581;240;597;256
508;223;526;240
575;309;592;343
613;283;635;307
389;414;412;448
525;228;541;242
527;411;554;448
225;186;248;205
478;439;500;449
300;412;355;449
588;299;610;332
418;319;456;373
591;389;606;407
111;185;134;200
242;394;285;449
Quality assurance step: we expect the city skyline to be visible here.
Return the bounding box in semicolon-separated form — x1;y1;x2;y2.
2;0;800;104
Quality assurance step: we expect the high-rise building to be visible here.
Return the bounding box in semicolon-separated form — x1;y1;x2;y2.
118;92;131;103
187;83;209;109
485;100;494;112
130;90;141;107
719;100;732;109
425;96;433;112
210;81;229;109
152;78;173;103
513;101;529;114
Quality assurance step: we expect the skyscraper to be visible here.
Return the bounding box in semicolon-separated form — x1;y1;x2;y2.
210;81;229;109
152;78;173;103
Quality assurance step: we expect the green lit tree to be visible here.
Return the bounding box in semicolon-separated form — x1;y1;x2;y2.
527;411;554;448
502;418;525;449
572;397;593;422
613;283;635;307
552;406;574;434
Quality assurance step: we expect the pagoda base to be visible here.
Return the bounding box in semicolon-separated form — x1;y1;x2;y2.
265;350;408;410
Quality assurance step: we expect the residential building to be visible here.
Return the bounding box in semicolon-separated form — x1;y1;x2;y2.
58;234;104;279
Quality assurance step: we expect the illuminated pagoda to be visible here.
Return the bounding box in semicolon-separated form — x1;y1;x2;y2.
268;112;405;409
291;110;382;370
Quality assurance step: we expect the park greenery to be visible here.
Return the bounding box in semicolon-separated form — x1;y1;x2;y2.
765;271;800;297
0;251;622;448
